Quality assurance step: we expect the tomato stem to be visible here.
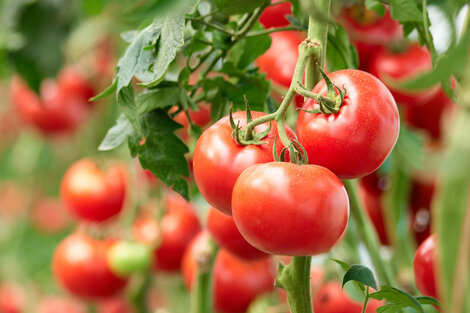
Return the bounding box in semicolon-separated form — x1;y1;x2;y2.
275;256;313;313
343;179;396;286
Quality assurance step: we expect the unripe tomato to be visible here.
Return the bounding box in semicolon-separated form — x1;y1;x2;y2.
153;194;201;272
314;282;383;313
297;69;399;179
369;43;439;107
259;0;292;28
207;207;267;260
52;233;128;299
182;232;276;313
60;159;126;222
232;162;349;256
413;235;438;298
107;241;152;276
193;111;296;215
339;5;402;70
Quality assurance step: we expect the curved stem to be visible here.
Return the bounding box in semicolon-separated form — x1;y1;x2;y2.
362;288;370;313
343;180;395;286
245;26;298;38
276;256;313;313
233;3;270;42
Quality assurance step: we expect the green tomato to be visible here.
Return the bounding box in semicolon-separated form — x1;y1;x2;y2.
107;241;152;277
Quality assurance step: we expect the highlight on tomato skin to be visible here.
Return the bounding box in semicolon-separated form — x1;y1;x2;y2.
413;235;438;299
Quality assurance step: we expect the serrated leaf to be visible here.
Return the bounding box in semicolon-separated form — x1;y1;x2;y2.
136;87;182;114
98;114;134;151
128;109;189;199
342;265;378;291
416;296;440;307
116;24;161;91
369;286;424;313
138;14;186;87
90;80;117;101
117;84;142;135
388;0;422;22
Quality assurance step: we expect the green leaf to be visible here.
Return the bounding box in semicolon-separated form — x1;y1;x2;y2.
332;259;351;271
388;0;422;22
342;265;378;291
365;0;386;16
377;303;406;313
98;114;135;151
229;32;272;69
416;296;440;307
138;14;186;87
369;286;424;313
327;25;358;72
214;0;267;15
90;80;117;102
128;109;190;199
118;84;142;135
136;87;183;114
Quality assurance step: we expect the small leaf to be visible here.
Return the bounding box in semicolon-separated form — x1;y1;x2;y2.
365;0;386;16
388;0;422;22
331;259;350;272
377;303;406;313
369;286;424;313
229;32;272;69
90;80;117;101
118;84;142;135
136;87;182;114
98;114;134;151
416;296;440;307
342;265;378;291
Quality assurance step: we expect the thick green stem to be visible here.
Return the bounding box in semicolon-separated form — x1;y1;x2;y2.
305;0;330;90
276;256;313;313
190;241;218;313
343;180;395;286
130;273;152;313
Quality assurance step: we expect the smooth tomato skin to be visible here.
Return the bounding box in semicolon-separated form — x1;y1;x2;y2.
314;282;382;313
256;31;304;88
52;233;128;299
207;207;267;260
358;183;389;245
153;196;201;272
259;0;292;28
182;233;276;313
61;159;126;222
369;43;439;107
339;5;402;70
193;111;295;215
413;235;438;298
57;66;95;106
232;162;349;256
297;69;399;179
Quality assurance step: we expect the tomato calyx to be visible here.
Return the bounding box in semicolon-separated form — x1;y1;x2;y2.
229;102;272;146
296;67;347;114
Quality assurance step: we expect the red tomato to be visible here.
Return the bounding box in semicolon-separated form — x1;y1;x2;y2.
313;282;383;313
256;31;304;88
193;110;296;215
0;282;26;313
409;180;435;245
297;69;399;179
358;183;389;245
31;197;72;234
369;43;439;107
339;5;402;70
232;162;349;256
57;66;95;106
182;232;276;313
173;104;212;142
153;194;201;272
133;216;161;246
207;207;267;260
97;297;134;313
36;296;87;313
259;0;292;28
405;87;454;140
413;235;438;298
10;76;89;135
359;171;390;196
52;233;128;299
60;159;126;222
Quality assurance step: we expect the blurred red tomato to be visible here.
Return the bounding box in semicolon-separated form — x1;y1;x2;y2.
61;159;127;222
52;233;128;299
173;104;212;142
36;296;87;313
57;66;95;107
0;182;27;220
409;180;435;245
259;0;292;28
133;216;161;247
31;197;72;234
413;235;438;298
0;282;26;313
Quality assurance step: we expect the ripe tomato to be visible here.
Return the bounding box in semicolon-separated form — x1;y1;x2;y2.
182;232;276;313
133;216;161;246
358;183;389;245
259;0;292;28
31;197;71;234
339;4;402;70
207;207;267;260
297;69;399;179
313;282;383;313
173;104;212;142
10;76;89;135
369;43;439;107
409;180;435;245
36;296;87;313
232;162;349;256
0;282;25;313
60;159;126;222
193;111;295;215
57;66;95;106
405;87;454;140
52;233;128;299
256;31;304;89
413;235;438;298
153;193;201;272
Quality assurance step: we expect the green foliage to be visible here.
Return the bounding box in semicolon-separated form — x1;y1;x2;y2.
388;0;422;23
342;265;378;291
214;0;268;15
326;25;358;71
